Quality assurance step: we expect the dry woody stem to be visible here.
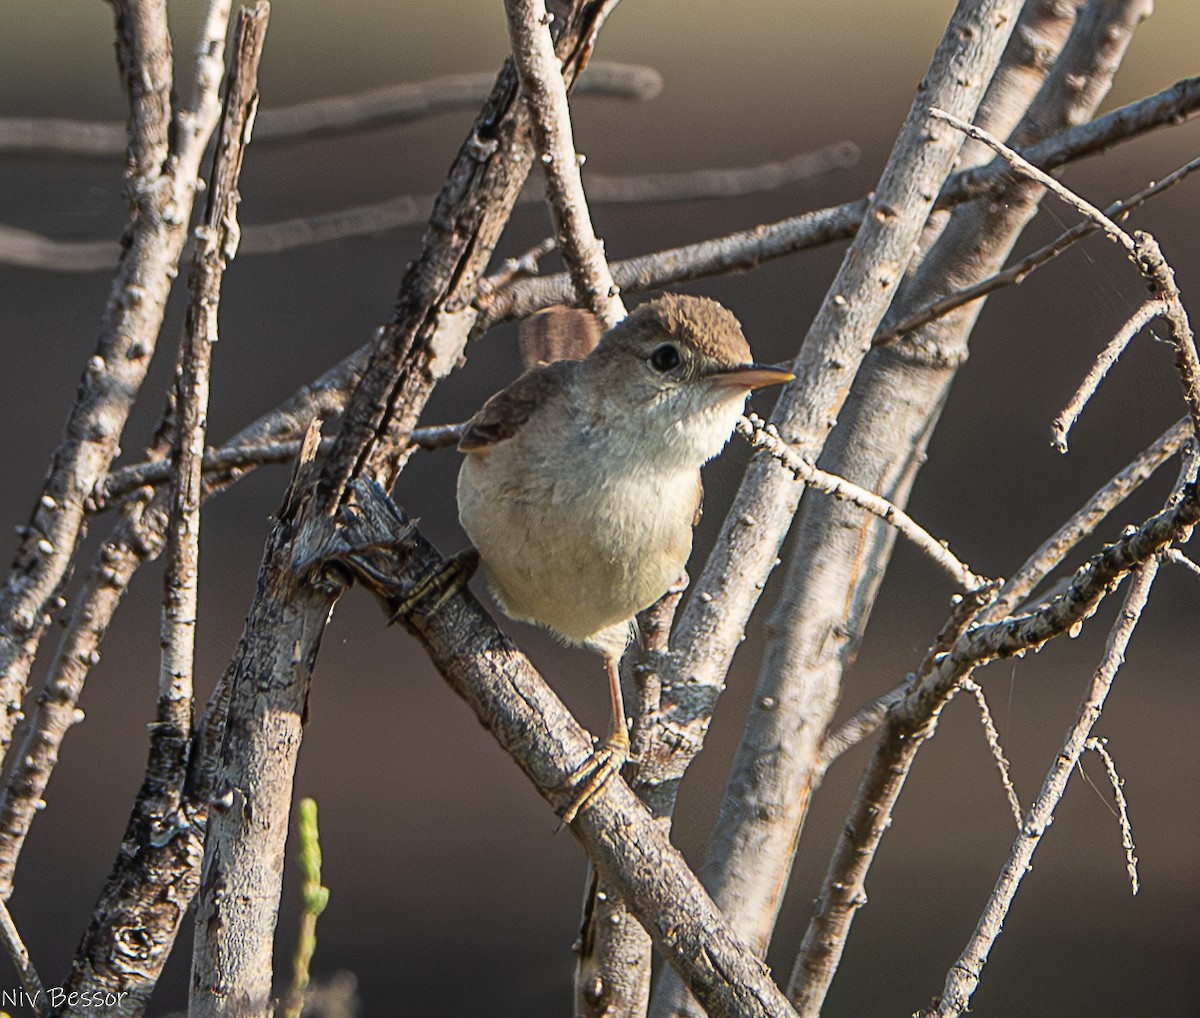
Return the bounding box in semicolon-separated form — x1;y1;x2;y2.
0;0;230;767
932;560;1159;1018
504;0;624;326
788;485;1199;1015
737;414;987;589
59;9;268;1015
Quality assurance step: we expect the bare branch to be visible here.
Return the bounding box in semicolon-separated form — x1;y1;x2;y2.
1163;546;1200;580
876;153;1200;346
931;560;1158;1018
505;0;624;325
329;481;801;1018
736;414;988;589
479;200;866;329
1052;300;1166;452
0;62;662;155
992;418;1191;617
946;74;1200;206
0;0;231;764
1083;737;1140;895
930;106;1136;250
95;422;464;511
959;678;1022;827
60;9;267;1013
0;899;44;1016
816;685;906;771
0;498;168;897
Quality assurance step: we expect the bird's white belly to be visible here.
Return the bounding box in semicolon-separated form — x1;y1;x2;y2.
458;453;694;647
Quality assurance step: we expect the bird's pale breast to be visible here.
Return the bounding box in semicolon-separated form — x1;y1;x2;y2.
457;441;696;648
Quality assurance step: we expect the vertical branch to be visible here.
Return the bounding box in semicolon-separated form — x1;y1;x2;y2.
188;6;620;1015
503;1;633;1013
637;0;1025;854
0;0;232;762
504;0;625;326
653;4;1154;1014
58;11;268;1016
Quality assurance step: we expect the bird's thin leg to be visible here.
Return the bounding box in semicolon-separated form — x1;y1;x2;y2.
562;655;629;824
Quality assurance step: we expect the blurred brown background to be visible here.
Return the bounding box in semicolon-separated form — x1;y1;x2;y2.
1;2;1197;1015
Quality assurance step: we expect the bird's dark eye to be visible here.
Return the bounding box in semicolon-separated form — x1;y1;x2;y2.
649;343;681;372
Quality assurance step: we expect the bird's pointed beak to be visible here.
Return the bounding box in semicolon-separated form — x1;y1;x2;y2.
706;362;794;390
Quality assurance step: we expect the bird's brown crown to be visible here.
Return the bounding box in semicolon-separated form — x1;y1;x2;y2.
611;293;751;368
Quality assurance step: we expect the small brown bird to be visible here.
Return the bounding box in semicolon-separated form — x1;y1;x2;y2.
457;294;792;821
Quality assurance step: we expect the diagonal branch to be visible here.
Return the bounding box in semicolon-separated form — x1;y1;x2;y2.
327;481;802;1018
0;899;43;1016
737;414;987;589
990;417;1191;617
876;153;1200;347
787;483;1199;1014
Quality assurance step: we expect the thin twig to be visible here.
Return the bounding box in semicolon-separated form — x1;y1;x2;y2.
959;678;1022;826
1163;546;1200;580
0;62;662;155
932;560;1158;1017
0;899;44;1015
991;418;1191;617
930;107;1136;251
789;485;1199;1014
1083;737;1139;895
0;143;858;271
876;154;1200;346
484;76;1200;327
816;686;907;771
1052;300;1166;452
95;422;464;510
505;0;624;325
737;414;988;590
932;107;1200;442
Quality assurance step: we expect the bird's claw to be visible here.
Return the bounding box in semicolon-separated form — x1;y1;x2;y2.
388;547;480;622
561;728;630;824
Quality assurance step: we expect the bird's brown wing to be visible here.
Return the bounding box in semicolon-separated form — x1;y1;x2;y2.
518;305;603;370
458;359;575;451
